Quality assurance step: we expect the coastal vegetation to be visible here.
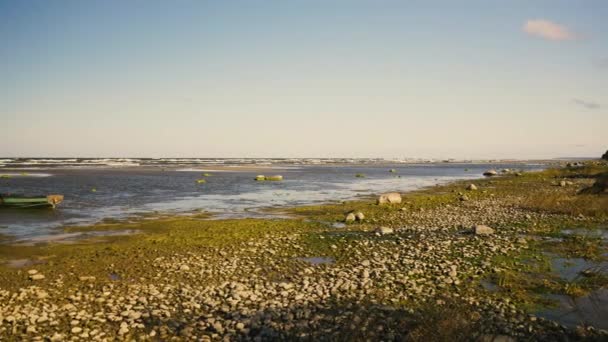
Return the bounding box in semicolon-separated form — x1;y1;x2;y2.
0;162;607;340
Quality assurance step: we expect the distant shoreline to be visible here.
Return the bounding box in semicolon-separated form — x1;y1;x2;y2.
0;158;566;172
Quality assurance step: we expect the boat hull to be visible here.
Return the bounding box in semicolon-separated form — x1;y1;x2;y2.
0;194;64;209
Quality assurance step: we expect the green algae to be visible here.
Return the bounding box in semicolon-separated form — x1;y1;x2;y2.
0;218;326;290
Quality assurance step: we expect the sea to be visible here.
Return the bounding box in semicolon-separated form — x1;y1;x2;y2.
0;158;547;241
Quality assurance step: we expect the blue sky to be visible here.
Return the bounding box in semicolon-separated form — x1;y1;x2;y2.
1;1;606;159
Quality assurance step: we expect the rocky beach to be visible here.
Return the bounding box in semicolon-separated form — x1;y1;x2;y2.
1;163;607;341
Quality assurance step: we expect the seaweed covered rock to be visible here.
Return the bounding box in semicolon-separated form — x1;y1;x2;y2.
265;175;283;181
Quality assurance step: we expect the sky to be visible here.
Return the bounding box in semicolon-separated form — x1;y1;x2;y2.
1;0;606;159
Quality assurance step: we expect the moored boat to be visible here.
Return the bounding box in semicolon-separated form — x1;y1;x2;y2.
0;194;64;208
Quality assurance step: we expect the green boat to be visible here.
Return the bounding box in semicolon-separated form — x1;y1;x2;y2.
0;194;64;209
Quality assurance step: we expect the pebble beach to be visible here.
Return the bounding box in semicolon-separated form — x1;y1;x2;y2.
1;163;607;341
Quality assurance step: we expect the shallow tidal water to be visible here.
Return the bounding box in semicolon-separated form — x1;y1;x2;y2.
0;163;541;241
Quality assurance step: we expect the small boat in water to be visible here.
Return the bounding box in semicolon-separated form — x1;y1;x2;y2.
0;194;64;209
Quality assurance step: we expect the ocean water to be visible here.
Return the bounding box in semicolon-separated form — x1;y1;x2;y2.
0;161;543;241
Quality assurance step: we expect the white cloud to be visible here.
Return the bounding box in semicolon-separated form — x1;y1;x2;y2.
523;19;576;41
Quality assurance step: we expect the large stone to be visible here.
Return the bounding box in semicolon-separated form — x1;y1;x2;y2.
344;213;356;222
472;225;494;235
483;170;498;177
580;173;608;194
375;226;394;235
377;192;402;204
354;212;365;221
29;274;45;281
467;184;478;191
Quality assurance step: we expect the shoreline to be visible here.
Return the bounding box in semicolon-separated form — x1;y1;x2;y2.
0;162;606;340
0;167;488;245
0;159;564;172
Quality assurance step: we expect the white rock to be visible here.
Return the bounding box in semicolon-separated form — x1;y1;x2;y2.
50;333;64;342
344;213;356;222
375;227;394;235
354;212;365;221
472;225;494;235
118;325;129;335
29;274;45;281
377;192;402;204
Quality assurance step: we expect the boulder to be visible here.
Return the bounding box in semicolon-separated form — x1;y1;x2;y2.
559;180;566;187
375;226;394;235
580;172;608;194
354;211;365;221
254;175;266;181
29;274;45;281
377;192;402;204
466;184;478;191
344;213;356;222
483;170;498;177
472;224;494;236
